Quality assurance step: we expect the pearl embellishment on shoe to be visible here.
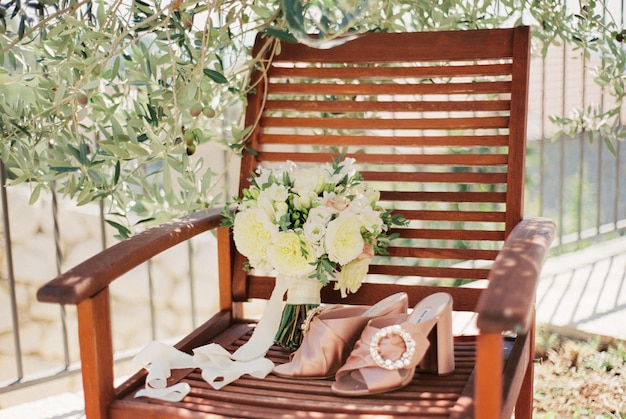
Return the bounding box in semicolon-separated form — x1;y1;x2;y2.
369;325;416;370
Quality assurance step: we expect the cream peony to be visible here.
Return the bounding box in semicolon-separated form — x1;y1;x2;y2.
335;257;370;298
324;215;364;265
232;209;279;268
268;231;316;277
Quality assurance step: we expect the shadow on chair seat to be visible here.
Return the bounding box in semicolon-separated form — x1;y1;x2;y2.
112;318;526;418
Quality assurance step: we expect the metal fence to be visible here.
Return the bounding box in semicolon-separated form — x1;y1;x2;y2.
1;37;626;406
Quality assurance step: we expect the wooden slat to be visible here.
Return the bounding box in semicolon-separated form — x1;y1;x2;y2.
259;134;510;147
256;151;508;166
386;246;500;261
380;191;506;204
267;81;512;96
245;277;486;311
261;116;510;130
363;171;509;184
268;63;513;79
391;228;505;241
367;264;492;280
395;209;506;223
264;99;511;113
272;29;517;63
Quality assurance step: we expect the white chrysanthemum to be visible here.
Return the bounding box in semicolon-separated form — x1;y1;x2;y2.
268;231;316;277
335;257;370;298
232;209;278;267
324;215;364;265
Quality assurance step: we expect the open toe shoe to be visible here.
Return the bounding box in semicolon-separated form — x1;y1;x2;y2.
331;292;454;396
272;292;409;379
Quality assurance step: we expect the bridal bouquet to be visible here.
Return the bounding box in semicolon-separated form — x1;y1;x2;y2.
222;156;406;350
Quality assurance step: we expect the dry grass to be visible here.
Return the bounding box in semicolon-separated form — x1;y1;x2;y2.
533;327;626;418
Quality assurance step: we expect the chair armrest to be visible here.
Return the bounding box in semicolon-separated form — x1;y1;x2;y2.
476;217;556;334
37;208;225;305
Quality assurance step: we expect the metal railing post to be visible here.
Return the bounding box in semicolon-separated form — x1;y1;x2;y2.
0;160;24;382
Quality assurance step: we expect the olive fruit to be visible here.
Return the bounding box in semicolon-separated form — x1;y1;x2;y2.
190;103;203;117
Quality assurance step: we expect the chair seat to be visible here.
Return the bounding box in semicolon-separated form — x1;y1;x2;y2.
110;316;523;419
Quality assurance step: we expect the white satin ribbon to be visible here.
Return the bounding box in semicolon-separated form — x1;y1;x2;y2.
135;383;191;402
285;275;323;305
133;275;289;400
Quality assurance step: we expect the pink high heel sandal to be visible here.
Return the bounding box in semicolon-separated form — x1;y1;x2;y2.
331;292;454;396
272;292;409;379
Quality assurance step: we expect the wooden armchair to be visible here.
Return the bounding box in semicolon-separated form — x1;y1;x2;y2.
37;26;555;418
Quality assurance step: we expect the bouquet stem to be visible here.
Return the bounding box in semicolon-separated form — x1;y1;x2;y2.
274;275;323;351
274;303;319;351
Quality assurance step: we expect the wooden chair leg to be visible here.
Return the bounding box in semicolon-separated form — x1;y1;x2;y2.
476;333;503;419
515;319;536;419
77;288;115;419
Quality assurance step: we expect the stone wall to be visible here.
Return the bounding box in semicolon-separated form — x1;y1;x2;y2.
0;185;220;407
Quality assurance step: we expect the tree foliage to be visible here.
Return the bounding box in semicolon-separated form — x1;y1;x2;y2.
1;0;624;236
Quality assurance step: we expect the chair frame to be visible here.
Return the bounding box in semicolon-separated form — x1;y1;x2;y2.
38;26;555;419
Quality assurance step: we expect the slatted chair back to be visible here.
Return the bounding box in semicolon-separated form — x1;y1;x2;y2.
234;27;530;312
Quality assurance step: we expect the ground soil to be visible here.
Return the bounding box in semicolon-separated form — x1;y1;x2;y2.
533;329;626;418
